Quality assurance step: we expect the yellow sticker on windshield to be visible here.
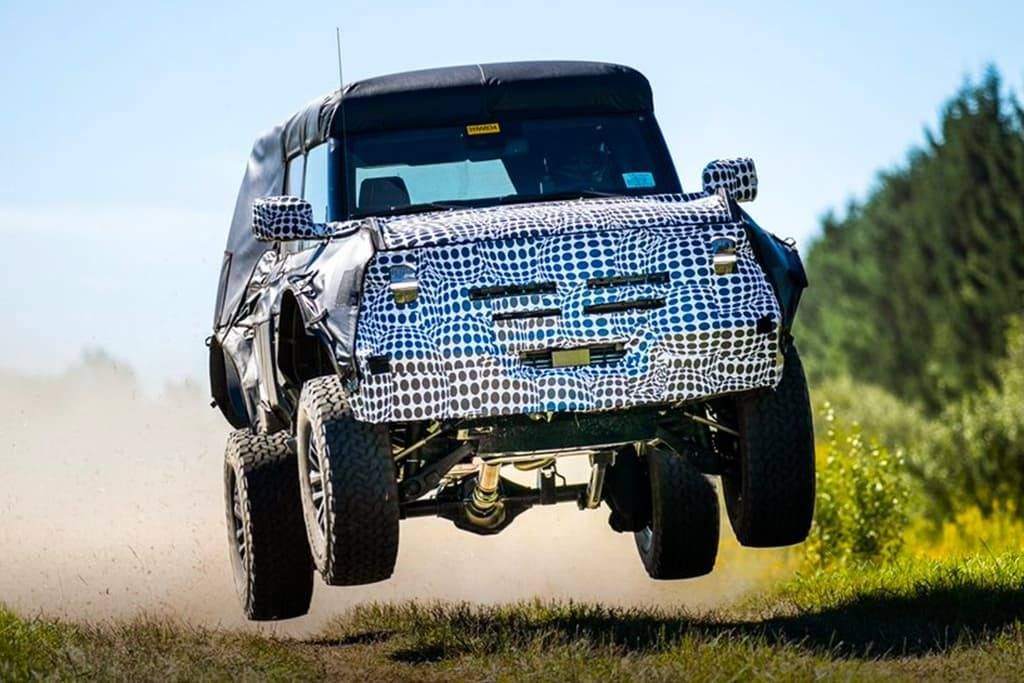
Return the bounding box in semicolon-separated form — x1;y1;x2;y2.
466;122;501;136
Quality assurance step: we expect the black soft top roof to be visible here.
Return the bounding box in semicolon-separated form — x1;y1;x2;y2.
282;60;653;157
217;61;653;329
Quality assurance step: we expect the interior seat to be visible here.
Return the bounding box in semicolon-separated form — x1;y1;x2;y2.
358;177;411;212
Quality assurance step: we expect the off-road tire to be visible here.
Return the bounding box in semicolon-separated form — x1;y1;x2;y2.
296;376;399;586
604;445;651;533
722;343;815;547
635;445;720;579
223;430;314;621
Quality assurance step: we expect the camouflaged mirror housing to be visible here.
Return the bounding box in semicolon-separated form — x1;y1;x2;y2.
209;61;815;621
701;158;758;203
251;196;330;242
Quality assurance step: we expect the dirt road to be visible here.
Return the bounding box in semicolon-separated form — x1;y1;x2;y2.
0;355;787;636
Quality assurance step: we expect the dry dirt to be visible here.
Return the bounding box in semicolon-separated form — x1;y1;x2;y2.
0;353;789;636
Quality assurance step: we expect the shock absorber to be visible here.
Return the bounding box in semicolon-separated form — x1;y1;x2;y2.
465;461;505;528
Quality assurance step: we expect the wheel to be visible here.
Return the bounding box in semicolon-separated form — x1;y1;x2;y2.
604;444;651;533
634;444;720;580
296;376;400;586
223;429;314;620
721;343;815;547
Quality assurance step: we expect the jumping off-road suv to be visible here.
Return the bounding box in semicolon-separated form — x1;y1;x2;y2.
209;61;813;620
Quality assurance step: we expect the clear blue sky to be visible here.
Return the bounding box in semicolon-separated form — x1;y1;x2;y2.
1;0;1021;386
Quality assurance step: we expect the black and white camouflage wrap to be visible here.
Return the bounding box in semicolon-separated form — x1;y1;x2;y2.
252;196;329;242
701;158;758;203
348;193;782;423
375;192;724;249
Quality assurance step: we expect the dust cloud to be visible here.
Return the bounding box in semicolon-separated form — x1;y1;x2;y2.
0;352;789;635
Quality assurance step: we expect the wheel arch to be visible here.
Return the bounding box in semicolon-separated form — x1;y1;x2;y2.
276;290;339;407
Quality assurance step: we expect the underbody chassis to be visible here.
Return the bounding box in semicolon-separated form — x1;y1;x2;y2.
394;406;728;533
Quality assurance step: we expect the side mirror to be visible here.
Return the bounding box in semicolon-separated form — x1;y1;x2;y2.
701;158;758;203
251;196;330;242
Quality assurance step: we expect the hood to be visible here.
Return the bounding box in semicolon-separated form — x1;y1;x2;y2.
369;192;734;250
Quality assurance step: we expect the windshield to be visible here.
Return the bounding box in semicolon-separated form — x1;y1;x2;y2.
326;113;680;219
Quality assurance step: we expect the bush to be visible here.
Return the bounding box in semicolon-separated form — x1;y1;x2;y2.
913;501;1024;559
911;316;1024;520
804;408;910;568
810;375;931;451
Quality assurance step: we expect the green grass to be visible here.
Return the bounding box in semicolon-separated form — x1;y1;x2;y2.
0;607;66;680
4;553;1024;681
0;610;317;681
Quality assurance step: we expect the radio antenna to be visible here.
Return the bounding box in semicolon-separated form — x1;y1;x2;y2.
335;27;350;219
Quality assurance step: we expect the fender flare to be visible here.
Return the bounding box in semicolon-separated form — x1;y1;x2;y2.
208;334;251;429
741;210;808;333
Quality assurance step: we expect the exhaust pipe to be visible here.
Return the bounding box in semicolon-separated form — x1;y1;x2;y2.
464;461;506;529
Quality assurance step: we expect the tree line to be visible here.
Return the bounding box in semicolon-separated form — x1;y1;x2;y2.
799;67;1024;412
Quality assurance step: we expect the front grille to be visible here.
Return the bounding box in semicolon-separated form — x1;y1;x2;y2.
470;282;557;300
588;343;629;365
587;272;670;289
519;343;627;369
492;308;561;322
584;298;665;315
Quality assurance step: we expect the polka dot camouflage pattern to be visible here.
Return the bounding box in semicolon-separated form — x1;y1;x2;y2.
252;196;328;242
348;195;783;423
376;192;727;250
701;158;758;203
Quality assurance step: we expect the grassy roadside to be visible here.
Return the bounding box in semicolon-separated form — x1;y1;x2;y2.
0;608;317;681
4;552;1022;681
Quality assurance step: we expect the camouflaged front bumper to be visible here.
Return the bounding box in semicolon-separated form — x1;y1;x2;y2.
348;197;783;423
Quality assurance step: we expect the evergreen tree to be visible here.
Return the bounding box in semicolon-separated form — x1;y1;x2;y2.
800;67;1024;411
